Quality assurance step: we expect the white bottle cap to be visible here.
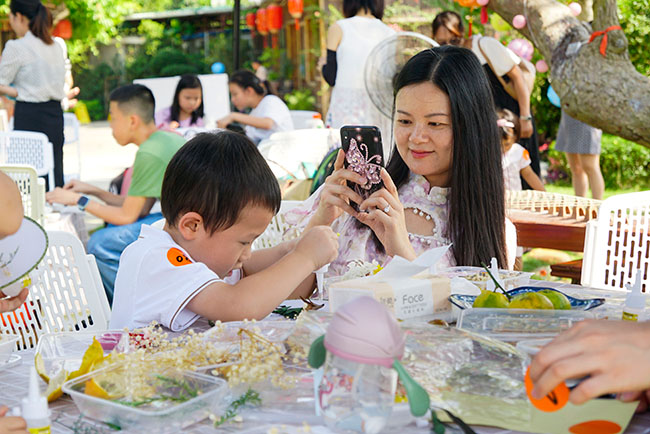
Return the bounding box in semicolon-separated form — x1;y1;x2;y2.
624;270;646;311
21;367;48;422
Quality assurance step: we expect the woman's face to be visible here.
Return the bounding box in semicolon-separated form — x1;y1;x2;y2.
178;87;202;115
394;82;454;187
229;83;253;111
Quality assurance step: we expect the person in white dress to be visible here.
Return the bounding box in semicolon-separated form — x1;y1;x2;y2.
321;0;395;152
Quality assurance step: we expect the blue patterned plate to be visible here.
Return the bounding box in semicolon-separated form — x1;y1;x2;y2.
449;286;605;311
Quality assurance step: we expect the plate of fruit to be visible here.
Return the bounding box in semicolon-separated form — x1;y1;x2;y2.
449;287;605;311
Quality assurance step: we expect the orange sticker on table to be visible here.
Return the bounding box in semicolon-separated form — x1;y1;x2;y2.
167;248;192;267
568;420;622;434
524;366;570;412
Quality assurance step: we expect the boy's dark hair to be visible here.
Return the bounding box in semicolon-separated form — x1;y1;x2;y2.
161;131;281;233
171;74;204;125
109;84;156;124
343;0;384;19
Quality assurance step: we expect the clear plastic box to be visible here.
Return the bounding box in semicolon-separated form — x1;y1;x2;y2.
441;266;533;291
0;334;19;364
63;365;229;432
34;330;131;378
456;308;594;343
515;338;552;357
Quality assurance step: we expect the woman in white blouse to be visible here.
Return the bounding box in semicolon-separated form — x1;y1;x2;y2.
0;0;66;189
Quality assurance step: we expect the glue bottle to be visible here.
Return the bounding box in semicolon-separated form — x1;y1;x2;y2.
21;367;51;434
622;270;645;322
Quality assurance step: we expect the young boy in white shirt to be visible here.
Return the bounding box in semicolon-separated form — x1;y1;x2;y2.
110;131;338;331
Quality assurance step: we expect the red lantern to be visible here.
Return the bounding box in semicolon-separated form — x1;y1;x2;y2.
246;12;256;30
267;5;283;33
287;0;303;29
256;8;268;35
53;19;72;40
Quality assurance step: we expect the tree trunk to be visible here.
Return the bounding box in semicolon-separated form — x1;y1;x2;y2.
488;0;650;147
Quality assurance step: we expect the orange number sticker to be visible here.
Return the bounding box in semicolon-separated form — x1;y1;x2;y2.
167;248;192;267
524;366;570;412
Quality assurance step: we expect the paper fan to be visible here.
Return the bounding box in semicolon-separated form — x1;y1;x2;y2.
0;217;48;297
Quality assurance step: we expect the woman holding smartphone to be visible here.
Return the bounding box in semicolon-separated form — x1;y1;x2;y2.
286;46;513;276
0;0;66;189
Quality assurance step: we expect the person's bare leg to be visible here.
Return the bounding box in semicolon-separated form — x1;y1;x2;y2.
566;153;588;197
579;153;605;200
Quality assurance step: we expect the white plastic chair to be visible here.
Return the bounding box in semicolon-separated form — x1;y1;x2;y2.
0;131;55;191
258;128;339;179
0;231;111;350
0;164;45;225
252;200;302;250
63;113;81;179
0;109;8;132
581;191;650;292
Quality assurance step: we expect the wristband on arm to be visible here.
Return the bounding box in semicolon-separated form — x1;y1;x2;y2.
321;49;337;87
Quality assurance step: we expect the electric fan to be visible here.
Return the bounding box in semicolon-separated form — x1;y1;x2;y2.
364;32;438;119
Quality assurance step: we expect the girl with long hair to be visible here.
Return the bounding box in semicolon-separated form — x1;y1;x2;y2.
155;74;205;130
285;46;512;277
217;70;293;144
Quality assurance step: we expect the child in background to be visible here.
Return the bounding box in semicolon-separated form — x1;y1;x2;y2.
109;131;338;331
498;108;545;192
155;74;205;130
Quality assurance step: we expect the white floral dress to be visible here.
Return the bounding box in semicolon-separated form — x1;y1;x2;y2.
282;172;455;279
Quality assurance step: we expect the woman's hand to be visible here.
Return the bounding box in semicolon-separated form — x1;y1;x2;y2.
0;288;28;313
519;118;533;138
356;169;416;260
307;150;364;228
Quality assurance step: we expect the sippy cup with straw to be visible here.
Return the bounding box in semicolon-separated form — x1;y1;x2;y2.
308;296;430;433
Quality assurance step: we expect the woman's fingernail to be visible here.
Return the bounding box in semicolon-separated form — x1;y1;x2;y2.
531;388;542;400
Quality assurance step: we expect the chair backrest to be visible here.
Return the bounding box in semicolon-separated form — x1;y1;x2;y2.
0;109;8;132
0;131;55;191
581;191;650;292
63;113;80;144
0;231;111;350
0;164;45;224
252;200;302;250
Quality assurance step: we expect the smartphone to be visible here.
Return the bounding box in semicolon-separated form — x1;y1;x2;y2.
340;125;385;212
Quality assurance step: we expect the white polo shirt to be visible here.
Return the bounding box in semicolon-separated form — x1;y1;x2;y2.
109;225;241;331
502;143;531;191
245;94;294;144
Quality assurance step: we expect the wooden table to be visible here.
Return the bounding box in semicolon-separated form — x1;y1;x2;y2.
508;209;587;252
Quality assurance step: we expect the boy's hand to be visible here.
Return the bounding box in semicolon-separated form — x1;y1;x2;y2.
294;226;338;270
0;406;28;434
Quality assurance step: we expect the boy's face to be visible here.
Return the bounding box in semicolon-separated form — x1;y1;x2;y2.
109;102;135;146
191;205;274;278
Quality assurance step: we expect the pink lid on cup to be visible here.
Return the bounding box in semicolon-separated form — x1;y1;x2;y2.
324;297;405;368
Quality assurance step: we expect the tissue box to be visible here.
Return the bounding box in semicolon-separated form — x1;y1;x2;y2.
329;273;451;320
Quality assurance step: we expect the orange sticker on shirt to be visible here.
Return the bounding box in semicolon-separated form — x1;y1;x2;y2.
167;248;192;267
524;366;570;412
523;149;531;161
569;420;622;434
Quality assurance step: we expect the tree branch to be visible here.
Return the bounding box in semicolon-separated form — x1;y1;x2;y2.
487;0;650;147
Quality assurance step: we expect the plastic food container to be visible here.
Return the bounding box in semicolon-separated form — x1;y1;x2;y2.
35;330;131;378
442;266;533;291
63;365;228;432
515;338;552;357
0;334;20;364
457;308;594;343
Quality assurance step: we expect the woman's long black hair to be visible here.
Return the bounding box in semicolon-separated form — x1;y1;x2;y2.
171;74;204;125
386;46;507;268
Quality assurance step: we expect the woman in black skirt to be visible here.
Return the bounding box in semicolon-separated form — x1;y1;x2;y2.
0;0;65;189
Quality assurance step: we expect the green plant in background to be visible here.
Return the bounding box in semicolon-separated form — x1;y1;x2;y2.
619;0;650;76
284;88;316;111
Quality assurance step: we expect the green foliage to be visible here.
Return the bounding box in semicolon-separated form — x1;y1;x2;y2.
74;63;120;120
259;47;292;81
546;135;650;189
619;0;650;76
125;47;208;81
80;99;107;122
284;88;316;111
